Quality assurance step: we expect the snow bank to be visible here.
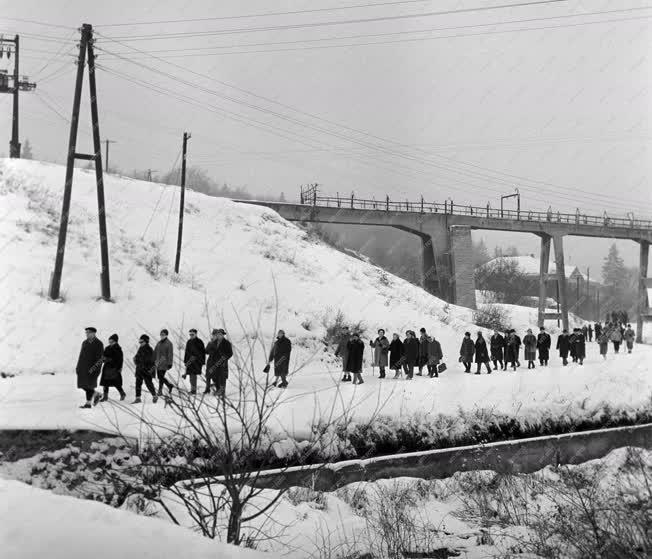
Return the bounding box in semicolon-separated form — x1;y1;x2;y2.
0;478;267;558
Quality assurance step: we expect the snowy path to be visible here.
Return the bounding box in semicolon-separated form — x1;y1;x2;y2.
1;342;650;440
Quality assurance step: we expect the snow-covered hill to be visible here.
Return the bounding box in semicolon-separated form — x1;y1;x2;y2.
1;159;650;441
1;158;474;376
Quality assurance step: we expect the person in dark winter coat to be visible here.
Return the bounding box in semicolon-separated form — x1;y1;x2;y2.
569;330;578;362
76;327;104;408
100;334;125;401
133;334;158;404
474;332;492;374
588;324;593;342
370;329;390;378
523;329;537;369
268;330;292;388
598;332;609;359
490;331;505;371
556;329;570;365
537;327;551;366
594;322;602;339
505;330;521;370
581;325;588;342
183;329;205;394
624;324;636;353
417;327;429;376
346;332;365;385
426;335;443;378
154;329;175;396
205;328;233;396
572;328;586;365
459;332;475;373
389;334;404;378
335;326;351;382
402;330;419;379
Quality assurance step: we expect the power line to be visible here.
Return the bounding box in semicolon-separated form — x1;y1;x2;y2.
98;0;449;27
95;6;652;56
95;62;650;215
94;43;650;213
105;0;571;40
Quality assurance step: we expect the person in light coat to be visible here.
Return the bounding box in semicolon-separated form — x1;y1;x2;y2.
335;326;351;382
610;326;623;354
369;329;390;379
154;328;175;396
426;335;443;378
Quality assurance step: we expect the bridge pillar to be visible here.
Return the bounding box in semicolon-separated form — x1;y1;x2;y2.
636;240;649;343
538;235;552;328
553;234;569;331
421;236;440;296
450;225;476;309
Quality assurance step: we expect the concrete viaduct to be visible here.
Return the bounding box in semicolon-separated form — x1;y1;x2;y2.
237;195;652;342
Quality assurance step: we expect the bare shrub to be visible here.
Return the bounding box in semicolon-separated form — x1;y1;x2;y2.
321;309;366;347
473;303;511;331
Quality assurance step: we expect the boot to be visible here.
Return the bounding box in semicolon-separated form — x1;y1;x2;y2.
119;391;126;401
100;394;109;402
92;392;102;406
152;395;159;403
79;403;92;409
131;397;142;404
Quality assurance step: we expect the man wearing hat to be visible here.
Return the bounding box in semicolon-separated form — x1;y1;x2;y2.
183;329;206;394
205;328;233;396
76;327;104;408
133;334;158;404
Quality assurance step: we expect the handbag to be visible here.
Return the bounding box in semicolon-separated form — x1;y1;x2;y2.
437;363;447;374
458;356;463;363
263;363;271;373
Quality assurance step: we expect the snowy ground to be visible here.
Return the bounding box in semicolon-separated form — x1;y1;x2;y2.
0;478;267;559
2;445;648;558
1;159;651;441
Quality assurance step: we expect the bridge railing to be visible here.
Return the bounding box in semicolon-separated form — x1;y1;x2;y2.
299;194;652;230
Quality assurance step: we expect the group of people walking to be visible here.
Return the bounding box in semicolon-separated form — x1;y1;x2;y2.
335;326;444;382
75;326;292;408
75;319;638;406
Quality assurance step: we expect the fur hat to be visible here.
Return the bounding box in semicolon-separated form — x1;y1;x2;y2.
109;334;119;342
85;327;97;333
139;334;150;343
212;328;226;336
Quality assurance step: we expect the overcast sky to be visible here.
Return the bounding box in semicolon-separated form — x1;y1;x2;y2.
0;0;650;273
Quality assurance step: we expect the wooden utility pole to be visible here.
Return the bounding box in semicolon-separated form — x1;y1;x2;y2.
0;34;36;157
174;131;191;273
104;139;116;173
49;23;111;301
